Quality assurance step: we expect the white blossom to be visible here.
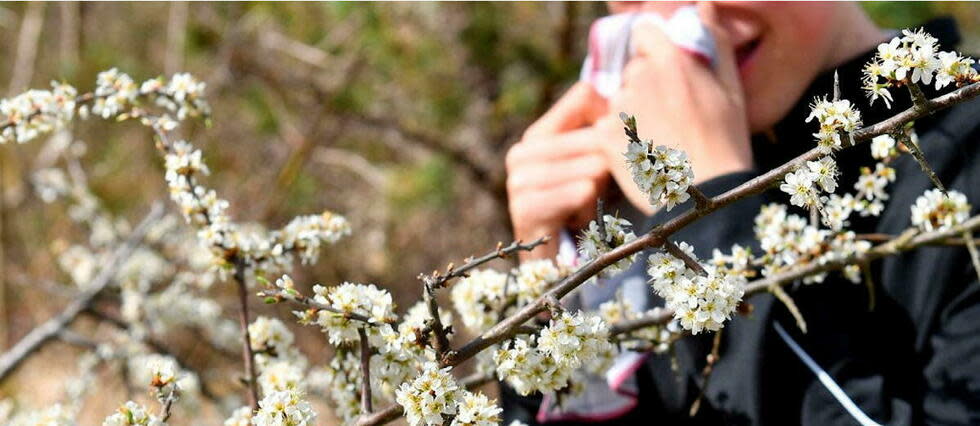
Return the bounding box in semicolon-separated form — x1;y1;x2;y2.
451;392;502;426
780;170;817;208
0;82;77;144
451;269;508;333
395;363;462;426
253;390;316;426
647;247;745;334
101;401;163;426
578;215;638;277
223;407;253;426
870;134;897;160
624;140;694;211
806;96;862;153
304;282;395;345
911;189;971;232
513;259;562;305
864;29;974;107
7;404;74;426
494;311;613;395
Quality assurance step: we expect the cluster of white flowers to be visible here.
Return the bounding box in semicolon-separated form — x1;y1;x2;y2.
451;391;503;426
253;390;317;426
754;204;871;284
852;163;896;216
513;259;563;305
4;404;74;426
624;140;694;211
806;96;862;153
780;156;840;208
296;282;395;345
0;82;77;144
395;363;464;426
102;401;164;426
494;311;612;395
93;68;210;121
578;215;638;277
451;269;509;333
648;246;745;334
223;407;253;426
911;189;971;232
264;212;352;266
163;135;350;275
864;29;978;107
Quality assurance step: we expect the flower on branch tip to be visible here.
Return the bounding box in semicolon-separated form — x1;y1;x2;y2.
624;139;694;211
863;29;977;107
306;282;395;345
806;96;861;153
0;82;77;145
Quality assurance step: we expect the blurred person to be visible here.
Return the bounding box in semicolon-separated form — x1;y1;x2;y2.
504;2;980;425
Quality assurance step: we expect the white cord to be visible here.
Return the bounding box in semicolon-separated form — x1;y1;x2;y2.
773;321;883;426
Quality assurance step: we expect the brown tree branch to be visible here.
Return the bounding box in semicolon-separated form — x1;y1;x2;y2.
0;203;164;382
233;260;260;410
358;327;373;414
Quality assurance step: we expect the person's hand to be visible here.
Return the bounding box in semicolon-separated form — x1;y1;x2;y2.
594;3;754;214
506;82;609;260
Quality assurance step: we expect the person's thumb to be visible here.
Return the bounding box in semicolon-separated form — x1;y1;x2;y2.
524;81;608;138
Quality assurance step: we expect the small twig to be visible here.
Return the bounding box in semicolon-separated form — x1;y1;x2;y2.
159;385;178;422
964;231;980;283
0;204;163;382
418;237;550;289
898;131;946;193
257;289;377;324
596;198;608;243
854;233;980;246
861;263;876;311
663;240;707;277
689;330;723;416
358;327;373;414
423;281;451;363
770;285;807;334
233;259;260;411
833;70;841;102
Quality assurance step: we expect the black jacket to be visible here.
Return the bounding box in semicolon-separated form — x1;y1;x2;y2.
503;18;980;426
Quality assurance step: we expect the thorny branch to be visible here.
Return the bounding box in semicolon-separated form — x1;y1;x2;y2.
0;203;164;382
360;80;980;425
358;327;373;414
233;260;260;411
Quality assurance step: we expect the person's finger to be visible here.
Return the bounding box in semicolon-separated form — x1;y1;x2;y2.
523;82;608;138
507;153;608;193
627;19;714;87
697;1;741;93
510;179;600;227
506;128;603;169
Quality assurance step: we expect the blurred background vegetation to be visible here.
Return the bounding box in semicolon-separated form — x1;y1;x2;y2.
0;2;977;424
